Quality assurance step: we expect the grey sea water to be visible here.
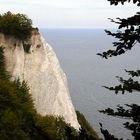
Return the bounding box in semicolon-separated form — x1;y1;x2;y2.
40;29;140;139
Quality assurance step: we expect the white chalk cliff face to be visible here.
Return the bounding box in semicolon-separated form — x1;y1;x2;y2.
0;32;80;130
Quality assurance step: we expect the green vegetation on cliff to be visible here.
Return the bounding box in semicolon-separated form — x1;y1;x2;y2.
76;111;99;140
0;11;99;139
0;12;32;40
0;45;99;140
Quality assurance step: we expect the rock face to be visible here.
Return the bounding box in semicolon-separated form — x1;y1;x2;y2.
0;32;80;130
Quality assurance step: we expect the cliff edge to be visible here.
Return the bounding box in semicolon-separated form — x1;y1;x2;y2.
0;31;80;130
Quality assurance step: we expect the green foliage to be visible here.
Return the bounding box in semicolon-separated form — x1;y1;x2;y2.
0;80;31;140
98;0;140;140
76;111;99;140
36;116;72;140
0;11;32;40
0;47;99;139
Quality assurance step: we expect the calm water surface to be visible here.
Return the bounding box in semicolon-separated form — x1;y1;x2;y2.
41;29;140;139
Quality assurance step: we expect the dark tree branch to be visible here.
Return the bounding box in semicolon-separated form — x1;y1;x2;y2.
125;69;140;77
103;76;140;94
98;1;140;140
99;104;140;139
97;12;140;59
107;0;140;6
99;123;123;140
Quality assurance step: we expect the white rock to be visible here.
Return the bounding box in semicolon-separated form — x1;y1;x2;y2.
0;33;80;130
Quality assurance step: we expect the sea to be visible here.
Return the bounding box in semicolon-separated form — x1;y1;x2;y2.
40;28;140;139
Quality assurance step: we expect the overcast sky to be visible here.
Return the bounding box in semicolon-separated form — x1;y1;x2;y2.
0;0;139;28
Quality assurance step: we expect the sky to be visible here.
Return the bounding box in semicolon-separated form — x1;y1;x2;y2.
0;0;139;28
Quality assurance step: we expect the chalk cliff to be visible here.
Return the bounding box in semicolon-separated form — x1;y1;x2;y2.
0;32;80;130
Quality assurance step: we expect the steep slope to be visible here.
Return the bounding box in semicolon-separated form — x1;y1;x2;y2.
0;32;80;130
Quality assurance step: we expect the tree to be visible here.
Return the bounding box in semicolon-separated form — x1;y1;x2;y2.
97;0;140;140
0;11;32;40
0;46;99;140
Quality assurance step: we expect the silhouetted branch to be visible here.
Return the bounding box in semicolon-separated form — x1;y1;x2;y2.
107;0;140;6
97;12;140;58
